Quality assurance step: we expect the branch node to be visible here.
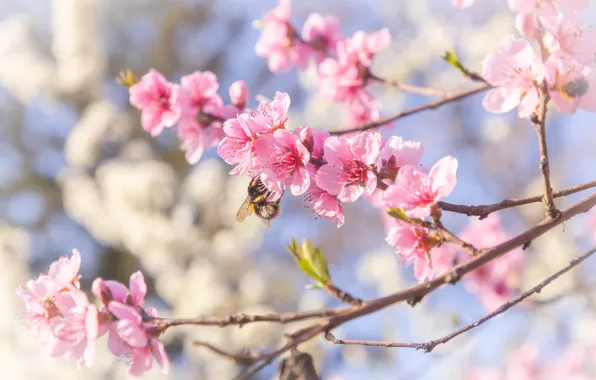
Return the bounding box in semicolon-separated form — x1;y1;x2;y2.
407;295;424;307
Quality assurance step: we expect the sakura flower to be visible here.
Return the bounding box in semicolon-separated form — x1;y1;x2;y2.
47;249;82;292
51;290;98;368
545;57;596;113
129;70;181;136
304;166;345;227
344;90;380;126
543;15;596;65
316;132;382;203
250;91;291;131
302;13;342;60
458;215;524;312
217;113;271;175
317;51;364;103
255;0;310;72
481;36;546;118
17;275;61;348
254;129;311;197
452;0;475;8
295;126;330;163
515;12;540;38
385;221;443;282
376;136;424;185
107;303;170;376
383;156;458;219
178;70;223;116
177;117;226;165
347;28;391;68
229;80;248;109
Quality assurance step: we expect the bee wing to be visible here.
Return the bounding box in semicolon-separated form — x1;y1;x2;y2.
236;197;253;222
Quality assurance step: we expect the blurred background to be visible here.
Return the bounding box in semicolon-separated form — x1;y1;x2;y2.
2;0;596;379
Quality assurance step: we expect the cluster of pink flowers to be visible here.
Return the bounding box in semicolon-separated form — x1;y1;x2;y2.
255;0;391;126
17;250;169;376
482;0;596;117
467;342;588;380
129;69;248;165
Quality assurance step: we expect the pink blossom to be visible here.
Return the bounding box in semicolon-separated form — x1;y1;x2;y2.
458;215;524;312
217;113;271;175
295;126;330;162
129;70;181;136
229;80;248;109
543;15;596;65
304;166;345;227
179;71;223;115
250;91;291;131
317;52;365;103
515;12;540;38
51;290;98;368
383;156;458;219
47;249;82;292
302;13;342;60
376;136;424;185
481;36;546;118
348;28;391;68
107;303;170;376
255;0;310;72
451;0;475;8
316;132;382;203
177;117;226;165
545;57;596;113
17;276;61;349
344;90;380;126
254;129;311;197
385;222;442;282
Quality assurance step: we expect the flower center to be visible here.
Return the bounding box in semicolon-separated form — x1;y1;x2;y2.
340;159;368;187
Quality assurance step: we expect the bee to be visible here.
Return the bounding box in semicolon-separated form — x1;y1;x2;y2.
562;78;589;99
236;177;282;228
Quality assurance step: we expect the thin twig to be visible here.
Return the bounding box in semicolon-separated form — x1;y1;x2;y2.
324;284;363;306
324;247;596;352
438;180;596;219
329;84;491;135
192;341;258;365
435;222;480;257
368;72;450;97
533;96;559;218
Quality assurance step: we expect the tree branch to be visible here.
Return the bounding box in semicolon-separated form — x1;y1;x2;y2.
192;341;259;365
329;84;491;135
533;96;558;219
438;180;596;219
324;246;596;352
368;72;450;97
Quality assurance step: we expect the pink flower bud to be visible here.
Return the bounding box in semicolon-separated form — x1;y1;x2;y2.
229;80;248;109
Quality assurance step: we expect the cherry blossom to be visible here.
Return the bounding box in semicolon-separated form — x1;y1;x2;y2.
249;91;290;131
508;0;589;19
255;0;310;72
296;126;329;163
129;70;181;136
302;13;342;60
383;156;458;219
546;57;596;113
229;80;248;109
543;15;596;65
376;136;424;186
254;129;311;197
316;132;382;203
217;113;270;175
481;36;546;118
304;167;345;227
458;215;524;312
385;221;447;282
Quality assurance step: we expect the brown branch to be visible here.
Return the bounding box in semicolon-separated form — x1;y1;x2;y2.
324;246;596;352
434;221;480;257
533;96;558;219
368;72;450;97
192;341;258;365
155;309;337;328
329;83;491;135
324;284;362;306
438;180;596;219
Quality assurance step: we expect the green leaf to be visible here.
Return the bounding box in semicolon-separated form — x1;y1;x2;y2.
302;240;331;286
386;208;411;222
442;50;466;73
286;238;332;286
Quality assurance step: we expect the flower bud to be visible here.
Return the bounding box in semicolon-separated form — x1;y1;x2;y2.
229;80;248;109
